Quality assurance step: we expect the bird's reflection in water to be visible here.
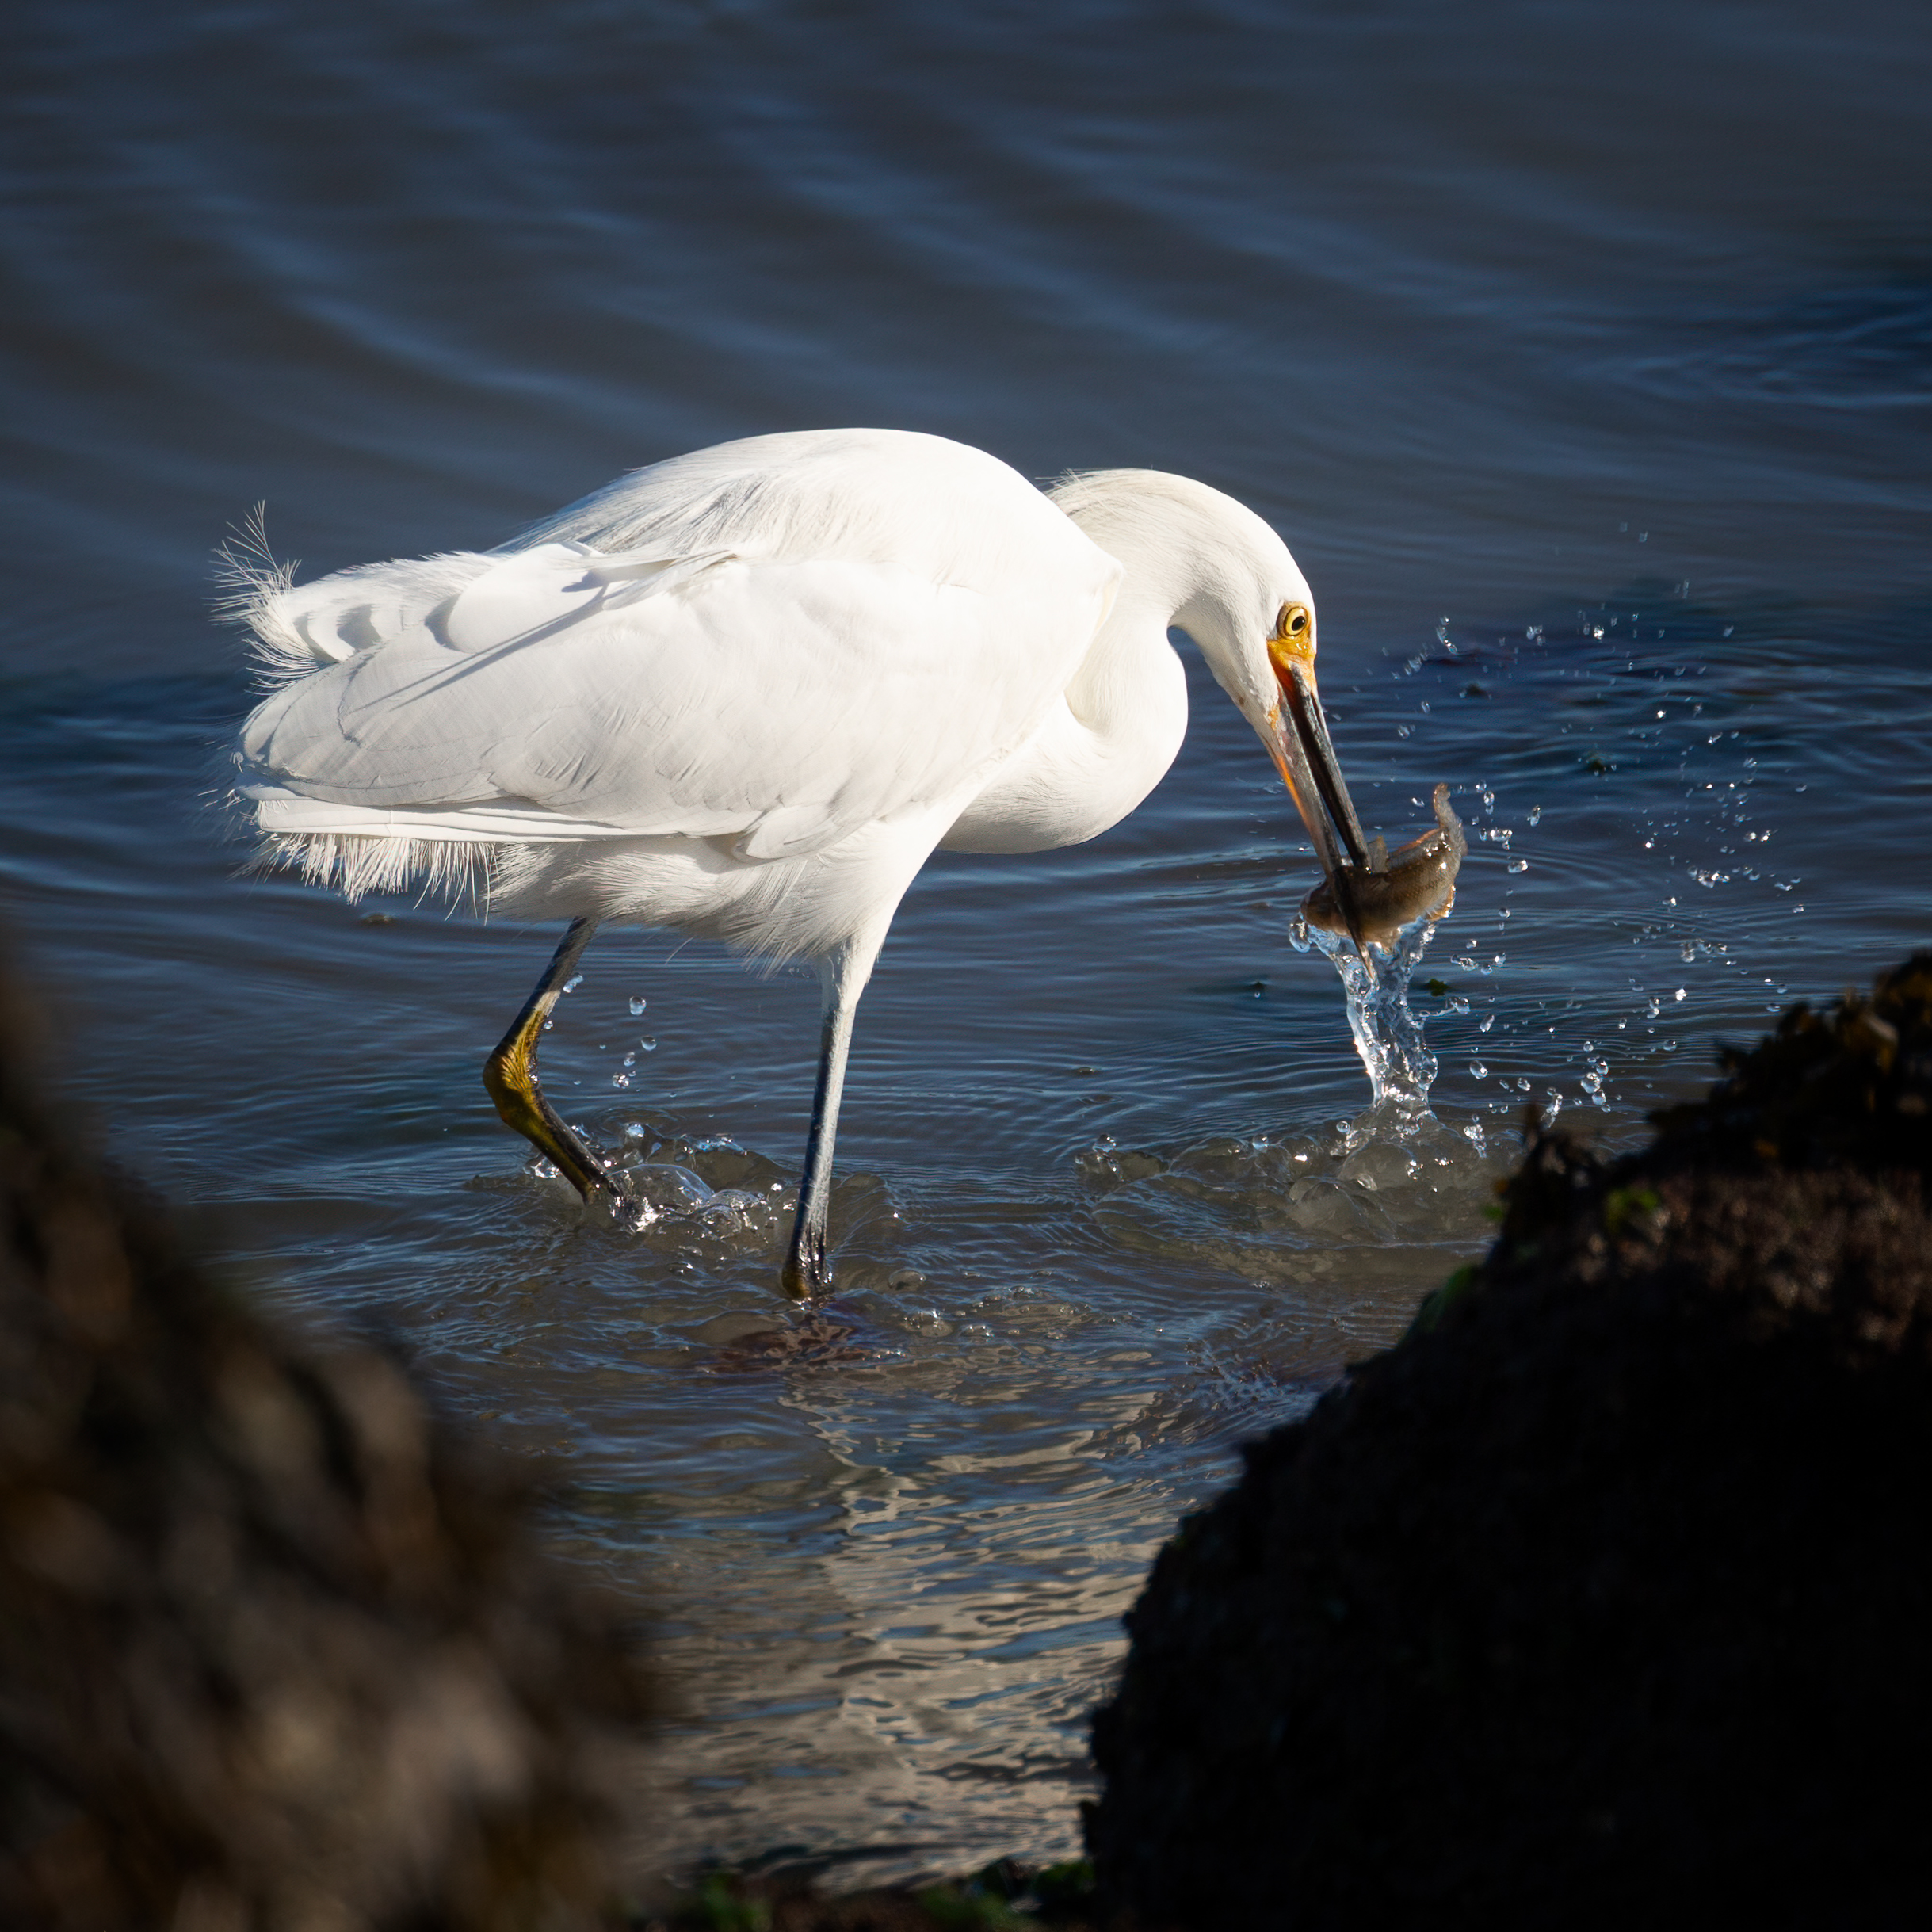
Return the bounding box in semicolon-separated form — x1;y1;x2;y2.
704;1308;874;1372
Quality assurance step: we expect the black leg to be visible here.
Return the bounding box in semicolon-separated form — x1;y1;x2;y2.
781;971;861;1300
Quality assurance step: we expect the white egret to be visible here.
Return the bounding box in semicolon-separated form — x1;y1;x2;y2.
228;428;1374;1298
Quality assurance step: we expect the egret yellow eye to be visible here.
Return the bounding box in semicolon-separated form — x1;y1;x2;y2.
1274;602;1312;645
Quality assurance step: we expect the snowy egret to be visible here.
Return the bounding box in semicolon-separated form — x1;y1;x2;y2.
229;428;1373;1298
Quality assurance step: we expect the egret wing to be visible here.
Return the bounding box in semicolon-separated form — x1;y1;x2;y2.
239;538;1118;855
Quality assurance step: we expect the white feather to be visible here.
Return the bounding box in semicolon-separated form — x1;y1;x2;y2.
228;429;1319;952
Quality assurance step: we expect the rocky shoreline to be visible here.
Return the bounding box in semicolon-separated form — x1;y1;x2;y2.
6;949;1930;1928
1090;954;1932;1929
664;956;1932;1930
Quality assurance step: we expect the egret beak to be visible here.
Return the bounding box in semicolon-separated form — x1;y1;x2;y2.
1265;627;1370;882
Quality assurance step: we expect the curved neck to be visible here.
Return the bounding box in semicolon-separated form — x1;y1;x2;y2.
1055;478;1231;640
1048;469;1282;712
1063;593;1184;744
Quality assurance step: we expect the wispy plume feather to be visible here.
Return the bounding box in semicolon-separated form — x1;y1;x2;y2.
244;831;502;914
212;507;315;688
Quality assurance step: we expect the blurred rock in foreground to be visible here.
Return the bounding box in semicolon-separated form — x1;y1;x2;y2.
645;1858;1098;1930
0;956;653;1931
1090;956;1932;1930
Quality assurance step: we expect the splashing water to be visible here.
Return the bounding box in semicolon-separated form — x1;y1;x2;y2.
1292;909;1445;1122
1289;783;1465;1142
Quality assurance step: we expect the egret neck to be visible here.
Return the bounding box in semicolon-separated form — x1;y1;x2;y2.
1052;468;1371;888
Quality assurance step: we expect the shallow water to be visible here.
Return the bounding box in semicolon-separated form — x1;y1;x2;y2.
3;0;1930;1889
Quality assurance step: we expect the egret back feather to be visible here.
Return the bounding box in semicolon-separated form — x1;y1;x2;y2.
227;430;1122;948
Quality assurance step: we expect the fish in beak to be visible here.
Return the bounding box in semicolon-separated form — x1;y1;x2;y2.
1262;604;1468;964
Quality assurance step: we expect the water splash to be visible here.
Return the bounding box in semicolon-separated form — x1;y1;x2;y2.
1292;907;1445;1123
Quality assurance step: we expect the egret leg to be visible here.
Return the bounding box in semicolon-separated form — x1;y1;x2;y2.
483;917;616;1203
781;949;870;1301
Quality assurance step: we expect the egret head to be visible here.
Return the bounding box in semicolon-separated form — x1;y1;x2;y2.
1252;590;1372;882
1054;468;1370;883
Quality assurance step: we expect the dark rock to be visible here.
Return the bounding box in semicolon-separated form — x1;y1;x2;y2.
1089;955;1932;1930
0;953;653;1930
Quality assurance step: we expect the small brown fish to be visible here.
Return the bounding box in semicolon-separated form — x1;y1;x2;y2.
1301;782;1466;947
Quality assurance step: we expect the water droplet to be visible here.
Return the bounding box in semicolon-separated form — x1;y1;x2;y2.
629;995;647;1015
622;1052;636;1067
611;1072;631;1088
563;974;584;993
640;1037;658;1052
1528;805;1542;826
1674;987;1686;1002
1469;1062;1489;1079
1479;1014;1495;1033
624;1121;646;1139
1447;994;1470;1014
1508;857;1528;873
